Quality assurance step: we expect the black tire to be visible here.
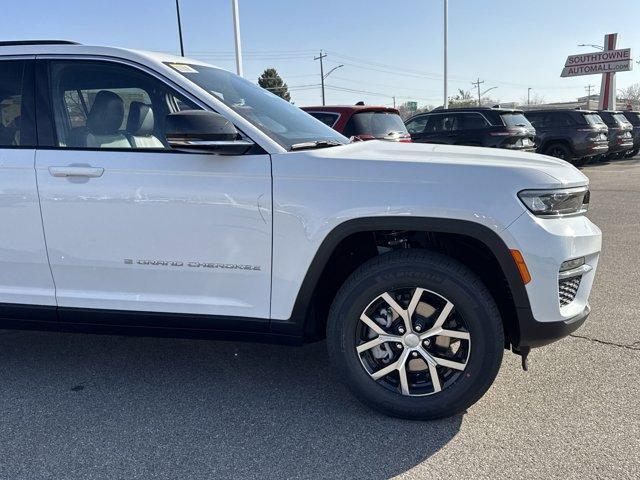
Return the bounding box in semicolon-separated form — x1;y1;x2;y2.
625;148;639;158
544;143;572;161
326;249;504;420
572;157;589;168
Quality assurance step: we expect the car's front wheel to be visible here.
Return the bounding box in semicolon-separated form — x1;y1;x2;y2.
327;250;504;420
544;143;572;161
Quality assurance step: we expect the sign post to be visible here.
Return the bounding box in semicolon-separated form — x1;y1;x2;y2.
600;34;618;110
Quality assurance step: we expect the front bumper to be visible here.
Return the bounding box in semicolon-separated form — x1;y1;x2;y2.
503;211;602;348
516;304;590;348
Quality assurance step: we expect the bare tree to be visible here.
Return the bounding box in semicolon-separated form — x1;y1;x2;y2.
397;102;434;120
448;89;475;108
618;83;640;109
519;93;546;106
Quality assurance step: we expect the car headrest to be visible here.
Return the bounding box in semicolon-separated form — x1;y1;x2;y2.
126;101;155;136
87;90;124;135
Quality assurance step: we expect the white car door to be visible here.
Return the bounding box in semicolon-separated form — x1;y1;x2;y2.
0;58;56;313
34;59;272;324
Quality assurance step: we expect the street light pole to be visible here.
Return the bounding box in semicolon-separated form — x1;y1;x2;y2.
443;0;448;109
175;0;184;56
231;0;244;77
528;87;532;105
314;50;328;105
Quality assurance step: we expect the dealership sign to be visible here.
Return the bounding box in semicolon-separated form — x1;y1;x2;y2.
561;33;630;109
561;48;632;77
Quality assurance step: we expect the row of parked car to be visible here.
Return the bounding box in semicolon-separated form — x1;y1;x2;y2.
302;104;640;166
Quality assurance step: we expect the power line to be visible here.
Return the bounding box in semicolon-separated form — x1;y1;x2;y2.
324;84;440;103
265;83;320;91
324;51;581;90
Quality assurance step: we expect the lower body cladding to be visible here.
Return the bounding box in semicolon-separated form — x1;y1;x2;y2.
608;139;634;157
504;211;601;348
580;142;608;158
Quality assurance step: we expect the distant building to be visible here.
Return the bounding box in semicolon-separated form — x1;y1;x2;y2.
522;93;638;111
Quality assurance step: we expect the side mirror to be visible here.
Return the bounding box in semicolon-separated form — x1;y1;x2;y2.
165;110;254;155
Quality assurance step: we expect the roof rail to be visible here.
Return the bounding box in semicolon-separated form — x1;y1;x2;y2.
0;40;80;47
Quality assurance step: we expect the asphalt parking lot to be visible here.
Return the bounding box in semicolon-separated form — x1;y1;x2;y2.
1;158;639;480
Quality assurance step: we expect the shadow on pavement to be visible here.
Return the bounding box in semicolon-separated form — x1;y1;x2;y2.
0;330;462;480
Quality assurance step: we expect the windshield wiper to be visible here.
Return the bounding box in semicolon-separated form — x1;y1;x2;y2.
290;140;344;151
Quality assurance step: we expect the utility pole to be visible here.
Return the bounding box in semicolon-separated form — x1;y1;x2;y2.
314;50;327;106
175;0;184;56
443;0;448;108
585;84;595;109
393;96;396;108
527;87;532;105
231;0;243;77
472;78;485;106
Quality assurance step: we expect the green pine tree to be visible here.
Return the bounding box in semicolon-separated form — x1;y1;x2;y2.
258;68;291;102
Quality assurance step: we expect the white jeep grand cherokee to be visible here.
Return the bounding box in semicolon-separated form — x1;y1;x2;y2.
0;41;601;419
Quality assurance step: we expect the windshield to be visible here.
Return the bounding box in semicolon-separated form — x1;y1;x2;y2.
584;113;606;126
166;63;348;149
500;113;532;127
348;111;408;137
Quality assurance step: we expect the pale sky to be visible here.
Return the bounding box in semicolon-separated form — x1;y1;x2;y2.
3;0;640;107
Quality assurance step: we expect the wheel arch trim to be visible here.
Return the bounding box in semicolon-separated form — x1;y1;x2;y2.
270;216;533;344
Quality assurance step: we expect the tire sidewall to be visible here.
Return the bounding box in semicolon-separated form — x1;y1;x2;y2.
328;252;503;419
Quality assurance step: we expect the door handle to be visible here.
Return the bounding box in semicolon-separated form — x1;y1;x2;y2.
48;166;104;178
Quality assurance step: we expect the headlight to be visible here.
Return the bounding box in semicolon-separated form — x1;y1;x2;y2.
518;186;589;217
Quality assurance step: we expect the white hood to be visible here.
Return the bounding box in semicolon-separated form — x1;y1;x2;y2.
304;140;589;189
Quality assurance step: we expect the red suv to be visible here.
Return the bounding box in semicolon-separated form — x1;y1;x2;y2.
302;105;411;142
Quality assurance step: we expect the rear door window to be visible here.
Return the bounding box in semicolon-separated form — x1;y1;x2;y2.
623;112;640;126
425;114;455;133
550;113;573;127
405;115;429;134
455;113;489;130
525;113;545;128
306;111;340;127
0;60;36;147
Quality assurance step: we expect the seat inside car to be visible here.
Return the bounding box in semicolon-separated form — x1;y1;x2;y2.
126;101;164;148
84;90;130;148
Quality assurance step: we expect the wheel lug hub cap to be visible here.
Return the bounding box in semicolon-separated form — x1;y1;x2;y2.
403;333;420;348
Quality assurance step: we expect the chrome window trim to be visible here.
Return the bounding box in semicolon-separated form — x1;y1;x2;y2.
0;55;37;60
422;111;492;126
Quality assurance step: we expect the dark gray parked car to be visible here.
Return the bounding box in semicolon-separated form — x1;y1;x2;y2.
598;110;634;160
621;111;640;158
524;109;608;166
405;107;536;152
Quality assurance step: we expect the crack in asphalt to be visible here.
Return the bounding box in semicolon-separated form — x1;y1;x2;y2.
569;333;640;351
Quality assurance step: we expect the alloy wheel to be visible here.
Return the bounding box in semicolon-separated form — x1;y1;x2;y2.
356;287;471;396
